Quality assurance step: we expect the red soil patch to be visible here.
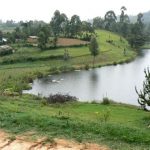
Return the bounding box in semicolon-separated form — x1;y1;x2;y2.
0;130;110;150
57;38;89;46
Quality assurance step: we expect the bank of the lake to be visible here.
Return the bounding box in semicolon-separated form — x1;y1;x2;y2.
0;95;150;150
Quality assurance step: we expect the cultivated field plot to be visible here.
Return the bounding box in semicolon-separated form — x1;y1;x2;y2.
57;38;89;46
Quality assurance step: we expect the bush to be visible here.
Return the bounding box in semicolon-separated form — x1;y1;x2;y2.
101;97;110;105
84;64;89;70
49;67;60;74
2;88;20;96
113;61;117;65
46;93;77;103
106;40;113;44
59;66;74;72
34;71;43;78
0;48;13;56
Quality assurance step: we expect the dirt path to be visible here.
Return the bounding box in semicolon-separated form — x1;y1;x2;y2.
0;130;110;150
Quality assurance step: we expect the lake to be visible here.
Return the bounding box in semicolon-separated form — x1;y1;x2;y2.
24;49;150;106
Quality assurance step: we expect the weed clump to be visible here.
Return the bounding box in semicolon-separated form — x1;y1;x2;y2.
84;64;90;70
46;93;77;103
101;97;111;105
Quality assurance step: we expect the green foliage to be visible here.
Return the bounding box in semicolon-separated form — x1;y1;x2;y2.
136;68;150;108
104;10;117;31
63;49;70;60
0;97;150;149
38;31;48;50
70;15;81;37
93;17;105;29
46;93;77;103
50;10;93;38
84;64;90;70
50;10;67;36
59;65;74;72
89;37;99;56
34;71;44;78
89;36;99;67
101;97;111;105
0;48;13;56
95;108;111;122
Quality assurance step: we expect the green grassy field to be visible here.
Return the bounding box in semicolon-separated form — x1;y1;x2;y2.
0;95;150;149
1;30;136;66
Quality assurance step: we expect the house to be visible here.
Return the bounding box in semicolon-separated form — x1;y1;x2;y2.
0;38;7;44
27;36;39;44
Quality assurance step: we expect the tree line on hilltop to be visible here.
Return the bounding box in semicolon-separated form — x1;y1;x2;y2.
0;6;149;49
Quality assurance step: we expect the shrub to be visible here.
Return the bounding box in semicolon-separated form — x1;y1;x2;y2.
113;61;117;65
34;71;43;78
84;64;89;70
41;99;48;106
106;40;113;44
118;60;124;64
101;97;110;105
95;109;111;123
59;66;74;72
0;48;13;56
136;68;150;110
46;93;77;103
49;67;60;74
2;88;20;96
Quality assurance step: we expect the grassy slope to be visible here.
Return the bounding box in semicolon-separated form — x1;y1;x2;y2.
1;30;136;66
0;95;150;149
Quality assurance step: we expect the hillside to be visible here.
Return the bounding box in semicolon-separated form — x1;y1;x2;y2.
0;30;136;94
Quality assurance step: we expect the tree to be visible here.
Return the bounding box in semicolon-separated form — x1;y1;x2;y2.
93;17;105;29
60;13;68;36
50;10;61;36
81;21;94;33
50;10;68;37
0;30;3;43
38;31;48;50
89;37;99;67
104;10;117;31
137;13;144;35
38;25;51;49
119;6;130;37
128;13;146;48
120;6;127;23
135;68;150;110
70;15;81;37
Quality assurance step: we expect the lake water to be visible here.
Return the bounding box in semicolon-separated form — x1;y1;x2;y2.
24;50;150;106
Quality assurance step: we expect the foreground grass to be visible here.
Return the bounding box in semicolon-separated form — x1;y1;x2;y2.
0;95;150;149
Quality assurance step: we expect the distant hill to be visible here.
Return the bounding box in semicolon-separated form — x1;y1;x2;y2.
130;11;150;24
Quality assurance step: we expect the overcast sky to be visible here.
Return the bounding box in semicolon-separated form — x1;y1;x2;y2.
0;0;150;22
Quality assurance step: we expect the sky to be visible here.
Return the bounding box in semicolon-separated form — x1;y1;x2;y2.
0;0;150;22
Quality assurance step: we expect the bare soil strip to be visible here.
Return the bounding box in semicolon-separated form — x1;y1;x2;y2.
0;130;110;150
